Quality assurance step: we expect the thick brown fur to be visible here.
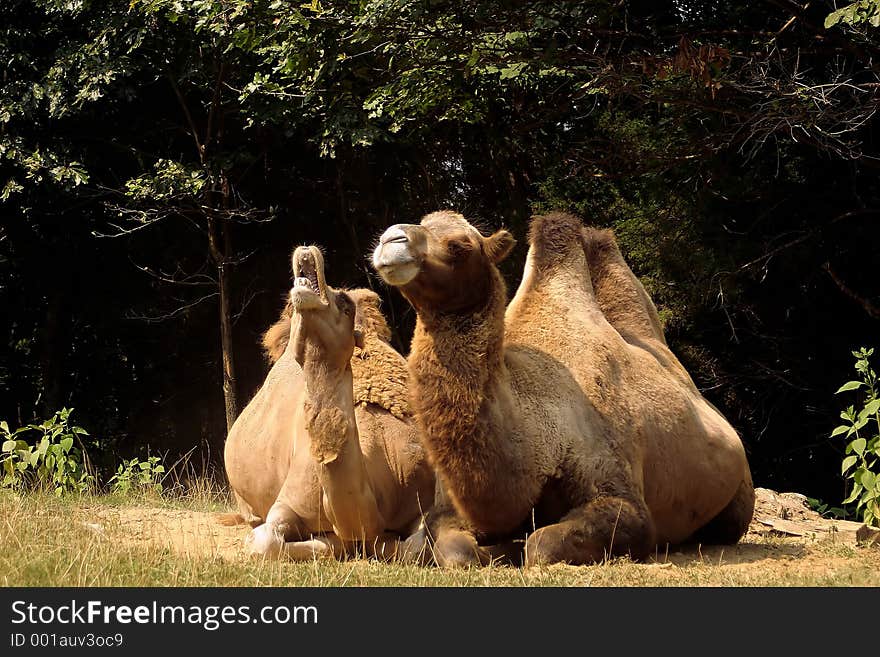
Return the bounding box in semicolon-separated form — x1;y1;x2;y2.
373;210;754;566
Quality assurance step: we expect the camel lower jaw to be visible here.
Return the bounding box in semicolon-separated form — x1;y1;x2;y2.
375;263;420;287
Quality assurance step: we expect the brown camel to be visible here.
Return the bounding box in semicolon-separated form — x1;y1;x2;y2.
222;246;434;559
372;210;754;566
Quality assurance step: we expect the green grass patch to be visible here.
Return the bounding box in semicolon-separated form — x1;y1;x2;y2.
2;491;879;587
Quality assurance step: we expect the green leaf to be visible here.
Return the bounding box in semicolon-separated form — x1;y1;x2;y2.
831;425;850;437
842;455;858;474
851;437;867;457
843;484;863;504
860;470;876;490
836;381;863;393
60;436;73;452
863;398;880;415
1;440;16;453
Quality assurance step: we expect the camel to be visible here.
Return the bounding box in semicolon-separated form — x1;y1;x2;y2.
222;245;434;560
372;210;754;566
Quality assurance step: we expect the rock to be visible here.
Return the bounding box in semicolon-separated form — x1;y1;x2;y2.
749;488;865;543
856;524;880;547
752;487;822;524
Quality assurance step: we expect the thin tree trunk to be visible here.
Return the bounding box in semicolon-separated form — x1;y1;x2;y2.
208;213;238;433
38;289;66;415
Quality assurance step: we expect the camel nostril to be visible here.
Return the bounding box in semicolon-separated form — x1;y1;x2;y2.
380;226;409;246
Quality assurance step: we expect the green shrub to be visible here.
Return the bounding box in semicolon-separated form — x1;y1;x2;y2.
832;347;880;527
0;408;94;495
108;456;166;495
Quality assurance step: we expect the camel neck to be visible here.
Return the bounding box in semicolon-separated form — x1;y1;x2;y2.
301;348;358;466
407;269;524;532
301;342;387;541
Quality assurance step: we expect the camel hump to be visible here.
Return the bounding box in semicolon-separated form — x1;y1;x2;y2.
347;288;393;344
581;226;619;261
527;212;587;267
262;298;294;363
580;225;667;346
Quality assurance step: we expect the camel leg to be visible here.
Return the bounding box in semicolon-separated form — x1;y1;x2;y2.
318;442;385;543
524;495;655;566
398;480;491;568
234;492;263;527
245;501;309;559
282;534;345;560
365;532;407;562
691;474;756;545
417;508;492;568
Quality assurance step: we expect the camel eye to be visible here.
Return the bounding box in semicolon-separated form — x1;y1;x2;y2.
446;239;473;259
338;295;354;316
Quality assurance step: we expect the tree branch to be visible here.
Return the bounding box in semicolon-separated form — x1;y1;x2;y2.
823;261;880;320
167;73;205;163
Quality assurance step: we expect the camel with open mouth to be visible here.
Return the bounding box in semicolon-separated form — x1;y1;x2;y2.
372;210;754;566
222;246;434;559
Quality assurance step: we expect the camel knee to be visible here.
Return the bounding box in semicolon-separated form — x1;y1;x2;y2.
433;531;490;569
245;523;286;559
247;503;309;558
525;497;655;566
398;524;434;565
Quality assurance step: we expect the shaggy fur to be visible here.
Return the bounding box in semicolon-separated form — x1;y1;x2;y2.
261;289;411;419
303;398;350;465
348;289;411;420
373;210;754;567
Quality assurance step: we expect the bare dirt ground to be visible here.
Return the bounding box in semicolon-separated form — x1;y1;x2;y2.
73;488;880;585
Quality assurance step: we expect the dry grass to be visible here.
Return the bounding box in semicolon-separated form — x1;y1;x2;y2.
1;489;878;587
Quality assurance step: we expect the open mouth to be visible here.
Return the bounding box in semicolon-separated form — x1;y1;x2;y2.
291;246;328;310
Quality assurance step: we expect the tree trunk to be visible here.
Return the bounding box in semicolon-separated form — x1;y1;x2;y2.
38;288;67;415
207;214;238;433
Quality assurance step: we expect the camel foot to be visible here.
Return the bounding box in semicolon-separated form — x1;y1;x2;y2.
433;530;491;568
397;524;434;565
245;523;286;559
282;537;340;561
524;496;654;566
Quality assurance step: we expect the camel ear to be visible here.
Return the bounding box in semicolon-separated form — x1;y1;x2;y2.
353;329;364;349
485;229;515;263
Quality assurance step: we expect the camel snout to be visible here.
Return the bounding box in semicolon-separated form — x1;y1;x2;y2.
379;225;410;246
373;226;421;286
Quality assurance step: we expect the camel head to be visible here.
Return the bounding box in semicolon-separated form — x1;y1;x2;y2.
372;210;515;313
289;245;363;369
